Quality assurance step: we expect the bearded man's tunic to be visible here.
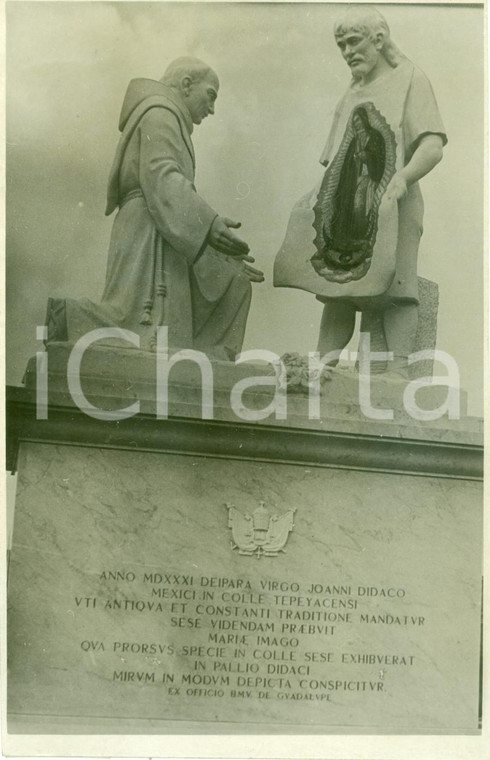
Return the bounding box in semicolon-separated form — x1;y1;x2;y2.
63;79;251;358
274;61;447;307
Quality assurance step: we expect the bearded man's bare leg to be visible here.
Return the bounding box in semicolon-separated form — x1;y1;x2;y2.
316;300;357;363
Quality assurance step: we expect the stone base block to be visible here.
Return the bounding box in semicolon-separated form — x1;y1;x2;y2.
7;439;482;734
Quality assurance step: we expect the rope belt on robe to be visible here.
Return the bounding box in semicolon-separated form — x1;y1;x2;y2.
118;188;167;326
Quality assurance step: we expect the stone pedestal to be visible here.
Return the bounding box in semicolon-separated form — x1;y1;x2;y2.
359;277;439;378
6;348;483;735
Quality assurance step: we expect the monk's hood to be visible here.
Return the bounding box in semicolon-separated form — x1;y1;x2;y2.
105;78;195;216
118;78;194;135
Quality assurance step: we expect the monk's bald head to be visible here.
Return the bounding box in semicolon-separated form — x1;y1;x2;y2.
160;57;219;90
160;56;220;125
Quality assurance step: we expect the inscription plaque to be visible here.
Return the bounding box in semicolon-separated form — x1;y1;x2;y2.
7;442;482;733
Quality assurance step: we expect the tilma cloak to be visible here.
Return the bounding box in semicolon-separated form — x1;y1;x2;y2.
274;61;447;307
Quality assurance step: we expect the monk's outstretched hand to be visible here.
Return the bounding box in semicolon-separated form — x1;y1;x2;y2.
209;217;253;260
243;264;265;283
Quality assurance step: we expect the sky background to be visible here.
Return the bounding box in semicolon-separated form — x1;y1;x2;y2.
6;1;485;415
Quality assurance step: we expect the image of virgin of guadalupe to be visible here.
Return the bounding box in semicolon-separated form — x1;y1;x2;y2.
331;108;384;253
311;103;396;282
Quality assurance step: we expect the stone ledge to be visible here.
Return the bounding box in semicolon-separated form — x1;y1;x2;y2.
6;387;483;480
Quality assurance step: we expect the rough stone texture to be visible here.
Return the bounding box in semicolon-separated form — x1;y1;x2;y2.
359;277;439;378
8;442;482;734
413;278;440;377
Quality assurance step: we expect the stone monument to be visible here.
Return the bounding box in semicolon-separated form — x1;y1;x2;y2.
5;18;483;741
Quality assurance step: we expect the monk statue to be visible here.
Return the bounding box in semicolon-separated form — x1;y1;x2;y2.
45;57;264;360
274;6;446;379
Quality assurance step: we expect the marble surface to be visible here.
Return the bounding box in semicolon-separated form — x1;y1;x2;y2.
8;442;482;733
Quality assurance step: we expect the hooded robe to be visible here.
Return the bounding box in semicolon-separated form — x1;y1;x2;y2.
63;78;252;358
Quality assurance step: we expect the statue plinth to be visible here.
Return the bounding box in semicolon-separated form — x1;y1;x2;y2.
19;341;478;441
6;346;483;735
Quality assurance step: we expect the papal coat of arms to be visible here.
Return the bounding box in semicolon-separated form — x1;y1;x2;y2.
226;502;296;558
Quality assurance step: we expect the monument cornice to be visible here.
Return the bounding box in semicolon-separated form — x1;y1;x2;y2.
6;386;483;481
